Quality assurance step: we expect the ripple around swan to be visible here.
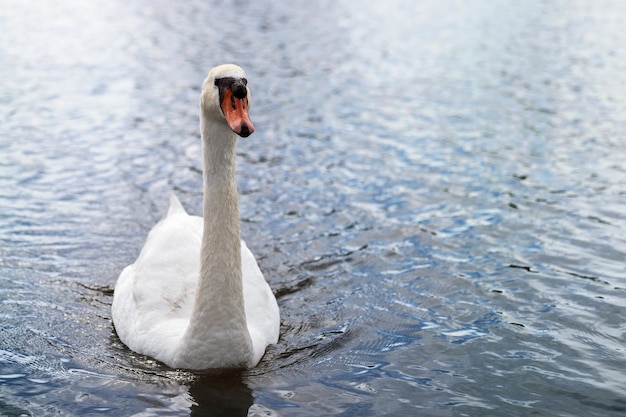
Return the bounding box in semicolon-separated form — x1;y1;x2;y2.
2;0;626;416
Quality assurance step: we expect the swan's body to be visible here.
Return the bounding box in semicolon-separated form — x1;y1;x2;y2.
112;65;279;369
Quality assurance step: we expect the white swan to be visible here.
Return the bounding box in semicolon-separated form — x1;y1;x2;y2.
112;64;280;370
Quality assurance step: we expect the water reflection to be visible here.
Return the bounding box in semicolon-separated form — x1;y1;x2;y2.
189;375;253;417
107;330;255;415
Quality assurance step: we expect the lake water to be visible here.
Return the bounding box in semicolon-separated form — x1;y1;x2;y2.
1;0;625;415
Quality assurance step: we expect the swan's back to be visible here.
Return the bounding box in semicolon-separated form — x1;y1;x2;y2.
112;195;279;367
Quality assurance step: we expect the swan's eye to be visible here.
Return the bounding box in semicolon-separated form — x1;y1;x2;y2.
214;78;228;88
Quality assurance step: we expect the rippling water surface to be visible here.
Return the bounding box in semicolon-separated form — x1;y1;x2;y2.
1;1;626;415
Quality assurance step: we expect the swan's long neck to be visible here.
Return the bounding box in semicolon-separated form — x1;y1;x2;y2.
177;118;253;369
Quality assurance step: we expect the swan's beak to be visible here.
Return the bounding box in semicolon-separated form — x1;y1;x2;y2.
221;88;255;138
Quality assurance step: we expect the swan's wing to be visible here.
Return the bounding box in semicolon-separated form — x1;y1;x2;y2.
112;195;202;360
241;240;280;365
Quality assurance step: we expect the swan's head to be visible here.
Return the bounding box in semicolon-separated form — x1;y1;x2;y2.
201;64;254;138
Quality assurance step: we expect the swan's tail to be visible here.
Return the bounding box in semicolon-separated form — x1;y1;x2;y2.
167;194;187;216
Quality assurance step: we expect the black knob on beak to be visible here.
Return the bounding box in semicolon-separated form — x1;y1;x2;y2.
232;81;247;99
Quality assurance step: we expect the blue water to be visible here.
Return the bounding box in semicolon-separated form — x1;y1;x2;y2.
1;0;625;415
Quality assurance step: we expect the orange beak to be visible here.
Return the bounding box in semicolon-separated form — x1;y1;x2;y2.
220;88;254;138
